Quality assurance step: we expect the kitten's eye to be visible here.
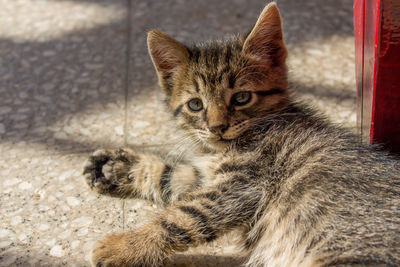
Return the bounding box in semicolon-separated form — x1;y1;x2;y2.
187;98;203;112
231;91;252;106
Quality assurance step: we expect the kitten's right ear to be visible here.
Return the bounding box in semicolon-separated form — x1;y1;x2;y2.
243;3;286;66
147;30;189;94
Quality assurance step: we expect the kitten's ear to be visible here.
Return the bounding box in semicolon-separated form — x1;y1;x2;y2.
243;3;287;65
147;30;189;93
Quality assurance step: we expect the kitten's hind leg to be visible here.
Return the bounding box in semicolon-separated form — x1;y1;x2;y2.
83;148;202;204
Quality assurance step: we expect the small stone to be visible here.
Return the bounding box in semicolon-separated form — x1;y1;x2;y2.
43;50;56;57
35;189;47;199
46;238;56;246
71;240;80;249
54;131;68;139
32;126;47;134
8;208;23;217
3;178;21;187
0;123;5;134
32;193;41;200
71;216;93;227
59;170;74;181
1;254;16;265
18;92;29;99
64;184;75;191
63;126;75;135
85;63;103;70
61;205;71;212
115;125;123;135
134;121;150;128
18;181;33;190
10;216;22;226
50;245;65;257
34;95;52;103
0;240;11;248
66;196;80;206
18;233;27;242
130;201;144;210
98;112;111;119
77;228;88;236
0;107;11;115
306;48;324;56
79;128;91;136
349;113;357;123
39;224;50;231
10;114;28;121
59;230;72;239
0;229;11;238
0;169;10;177
13;123;28;129
39;205;50;211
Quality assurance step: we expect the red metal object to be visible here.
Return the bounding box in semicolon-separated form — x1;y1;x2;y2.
354;0;400;153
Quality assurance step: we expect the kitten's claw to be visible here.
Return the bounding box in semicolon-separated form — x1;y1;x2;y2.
83;148;138;196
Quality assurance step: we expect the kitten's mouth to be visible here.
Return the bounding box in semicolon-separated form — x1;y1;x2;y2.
207;138;231;151
199;135;235;152
198;132;236;150
205;137;230;144
212;137;235;146
218;137;233;142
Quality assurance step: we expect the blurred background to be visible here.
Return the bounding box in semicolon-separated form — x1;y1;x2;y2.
0;0;355;266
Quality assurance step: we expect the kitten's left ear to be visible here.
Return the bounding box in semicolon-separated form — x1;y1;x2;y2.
243;2;287;65
147;30;189;94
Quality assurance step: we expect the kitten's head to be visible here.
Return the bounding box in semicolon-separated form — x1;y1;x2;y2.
147;3;289;151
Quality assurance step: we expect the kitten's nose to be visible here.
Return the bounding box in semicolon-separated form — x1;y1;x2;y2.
209;124;229;137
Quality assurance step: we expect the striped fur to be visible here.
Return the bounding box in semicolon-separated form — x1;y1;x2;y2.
85;3;400;267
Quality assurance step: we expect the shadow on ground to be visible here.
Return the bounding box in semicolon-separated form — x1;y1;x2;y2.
0;0;354;155
167;253;246;267
0;250;245;267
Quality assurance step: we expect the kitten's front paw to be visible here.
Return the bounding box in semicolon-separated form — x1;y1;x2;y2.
83;148;138;196
91;231;164;267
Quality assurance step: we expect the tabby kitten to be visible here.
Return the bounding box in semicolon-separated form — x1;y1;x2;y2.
83;3;400;267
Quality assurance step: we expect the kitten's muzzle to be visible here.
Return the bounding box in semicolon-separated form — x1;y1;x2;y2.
208;123;229;137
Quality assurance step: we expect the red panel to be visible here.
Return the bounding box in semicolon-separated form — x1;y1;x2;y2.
373;0;400;152
354;0;400;153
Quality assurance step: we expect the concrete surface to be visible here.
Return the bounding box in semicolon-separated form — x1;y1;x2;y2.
0;0;355;266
